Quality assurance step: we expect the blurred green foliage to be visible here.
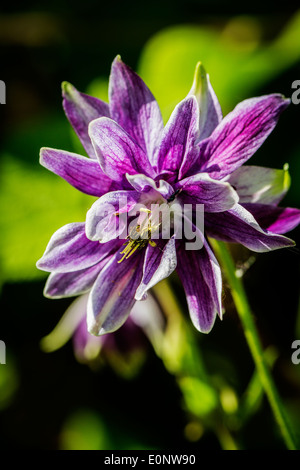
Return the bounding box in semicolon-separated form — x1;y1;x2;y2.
137;12;300;119
0;117;95;284
0;357;18;411
0;153;95;283
59;409;110;450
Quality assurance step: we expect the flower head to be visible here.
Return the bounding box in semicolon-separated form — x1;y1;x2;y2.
37;56;300;335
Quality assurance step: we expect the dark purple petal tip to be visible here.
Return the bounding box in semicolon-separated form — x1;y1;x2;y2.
62;81;110;159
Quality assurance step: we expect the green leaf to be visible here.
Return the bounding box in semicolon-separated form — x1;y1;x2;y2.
0;154;96;282
137;13;300;120
59;409;110;450
0;356;19;410
179;376;219;418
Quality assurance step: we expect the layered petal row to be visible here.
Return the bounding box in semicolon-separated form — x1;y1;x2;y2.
195;95;290;179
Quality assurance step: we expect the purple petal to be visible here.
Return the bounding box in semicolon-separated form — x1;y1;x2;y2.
89;117;155;185
40;147;120;197
197;94;290;179
242;203;300;234
85;190;140;242
43;246;118;298
227;165;290;205
177;173;239;212
135;237;177;301
126;173;174;200
188;62;222;140
44;263;103;299
109;56;164;164
87;250;144;335
36;223;113;272
176;236;222;333
130;293;165;344
155;96;199;180
205;204;295;252
62;82;110;159
73;314;103;363
40;294;89;353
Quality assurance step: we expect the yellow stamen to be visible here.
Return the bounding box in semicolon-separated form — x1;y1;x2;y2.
118;208;161;263
139;208;151;213
118;239;147;263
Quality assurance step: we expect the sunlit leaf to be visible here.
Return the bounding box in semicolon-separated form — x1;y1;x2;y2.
0;154;95;282
179;376;219;418
137;13;300;120
60;409;109;450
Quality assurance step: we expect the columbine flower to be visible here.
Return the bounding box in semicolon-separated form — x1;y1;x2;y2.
37;56;300;335
41;292;164;376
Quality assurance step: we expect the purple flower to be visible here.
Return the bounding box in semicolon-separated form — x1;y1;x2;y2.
73;293;164;368
37;56;300;335
41;292;164;375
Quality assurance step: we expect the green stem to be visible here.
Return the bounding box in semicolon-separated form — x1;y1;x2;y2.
211;240;297;450
153;279;240;450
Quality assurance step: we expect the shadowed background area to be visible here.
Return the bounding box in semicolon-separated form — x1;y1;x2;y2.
0;0;300;450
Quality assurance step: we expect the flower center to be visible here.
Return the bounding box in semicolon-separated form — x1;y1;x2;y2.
118;208;159;263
